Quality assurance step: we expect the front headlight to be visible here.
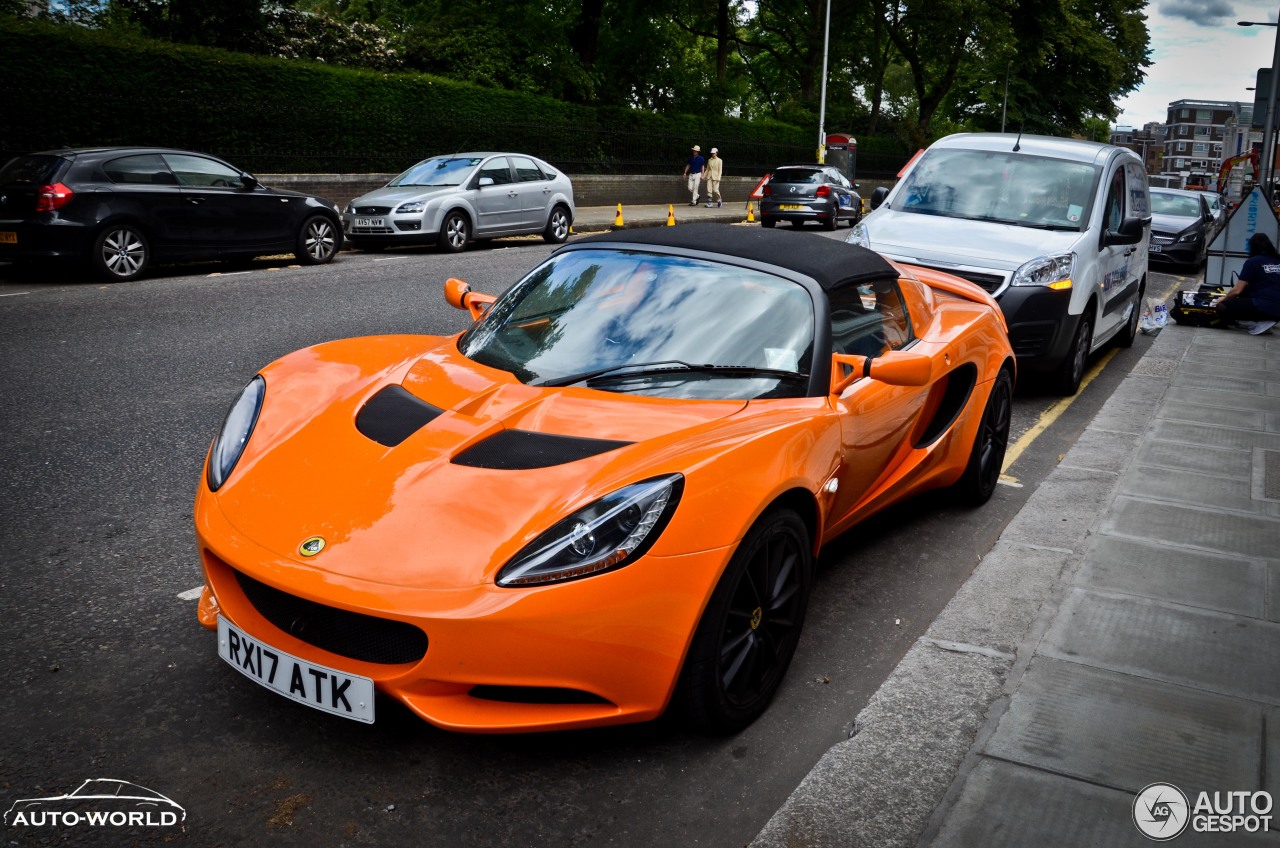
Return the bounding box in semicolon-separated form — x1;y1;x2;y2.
396;201;427;214
845;222;870;248
344;203;355;215
496;474;684;587
207;375;265;492
1011;253;1075;290
1177;229;1201;243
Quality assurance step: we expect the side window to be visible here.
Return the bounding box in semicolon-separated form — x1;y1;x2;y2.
511;156;546;182
478;158;514;186
162;154;242;188
1124;163;1149;218
829;279;913;359
104;154;176;186
1104;167;1125;231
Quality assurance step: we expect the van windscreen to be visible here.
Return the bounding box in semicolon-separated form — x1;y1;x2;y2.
895;149;1099;231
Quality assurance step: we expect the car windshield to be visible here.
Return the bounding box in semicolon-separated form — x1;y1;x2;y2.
389;157;483;187
895;148;1099;230
1151;193;1201;217
458;249;815;400
773;168;824;184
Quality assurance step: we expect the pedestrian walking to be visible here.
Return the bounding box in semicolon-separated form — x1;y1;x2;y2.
1214;232;1280;334
682;145;706;206
704;148;724;207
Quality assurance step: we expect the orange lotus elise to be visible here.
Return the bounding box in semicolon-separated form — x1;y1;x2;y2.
194;224;1014;734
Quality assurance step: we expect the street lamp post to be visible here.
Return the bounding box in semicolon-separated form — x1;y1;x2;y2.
1239;19;1280;199
817;0;832;163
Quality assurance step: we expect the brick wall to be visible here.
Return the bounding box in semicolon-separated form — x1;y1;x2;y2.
258;173;896;211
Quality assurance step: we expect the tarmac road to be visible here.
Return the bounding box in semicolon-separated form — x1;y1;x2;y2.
0;232;1194;847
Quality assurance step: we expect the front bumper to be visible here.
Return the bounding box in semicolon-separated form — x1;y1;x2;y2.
995;285;1081;372
1148;238;1202;266
195;488;730;733
760;199;838;224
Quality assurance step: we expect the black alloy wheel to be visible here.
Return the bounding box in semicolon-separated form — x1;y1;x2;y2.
679;508;811;733
296;215;338;265
92;224;150;282
1053;313;1092;396
954;368;1014;506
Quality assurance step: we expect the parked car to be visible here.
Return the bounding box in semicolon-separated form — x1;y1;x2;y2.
193;223;1014;734
343;153;575;253
850;133;1149;395
759;164;861;230
0;147;342;282
1149;187;1213;268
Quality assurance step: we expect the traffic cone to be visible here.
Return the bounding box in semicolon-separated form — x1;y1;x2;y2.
612;203;624;229
667;204;676;226
746;202;756;223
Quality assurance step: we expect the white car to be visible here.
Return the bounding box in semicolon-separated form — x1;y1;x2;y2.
849;133;1149;394
343;152;575;253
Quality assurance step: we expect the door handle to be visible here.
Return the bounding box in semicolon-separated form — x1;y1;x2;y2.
187;197;205;205
1124;247;1135;256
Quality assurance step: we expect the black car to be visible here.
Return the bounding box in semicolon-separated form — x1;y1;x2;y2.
759;164;862;230
1147;187;1212;268
0;147;343;281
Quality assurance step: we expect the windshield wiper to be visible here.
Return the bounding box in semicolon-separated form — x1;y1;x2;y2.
535;360;806;388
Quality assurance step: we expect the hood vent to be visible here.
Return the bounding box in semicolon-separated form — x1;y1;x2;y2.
356;385;444;447
453;430;632;470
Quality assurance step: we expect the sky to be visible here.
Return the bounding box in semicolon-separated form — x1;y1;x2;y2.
1113;1;1280;127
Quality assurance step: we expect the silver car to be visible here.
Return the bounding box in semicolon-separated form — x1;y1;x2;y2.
343;152;575;253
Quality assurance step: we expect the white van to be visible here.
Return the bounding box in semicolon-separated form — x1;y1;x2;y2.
848;133;1150;394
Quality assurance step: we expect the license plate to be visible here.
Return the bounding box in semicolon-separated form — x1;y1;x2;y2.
355;217;384;228
217;616;375;723
779;204;806;211
0;231;15;244
1149;244;1162;253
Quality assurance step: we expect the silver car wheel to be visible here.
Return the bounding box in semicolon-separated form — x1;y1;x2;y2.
439;211;470;253
97;226;148;280
302;217;337;263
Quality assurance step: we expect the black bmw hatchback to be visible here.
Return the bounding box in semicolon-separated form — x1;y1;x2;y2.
0;147;343;281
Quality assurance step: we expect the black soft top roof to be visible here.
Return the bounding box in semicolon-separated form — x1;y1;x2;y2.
572;223;898;291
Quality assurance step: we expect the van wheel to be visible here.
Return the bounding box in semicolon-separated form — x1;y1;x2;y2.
1053;314;1092;395
1117;282;1144;348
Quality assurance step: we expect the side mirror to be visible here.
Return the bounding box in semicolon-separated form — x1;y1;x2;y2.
444;277;496;320
478;177;495;188
240;174;259;190
830;349;932;394
1103;216;1146;247
870;186;890;210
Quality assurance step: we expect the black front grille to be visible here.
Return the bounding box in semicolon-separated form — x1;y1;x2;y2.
919;266;1005;293
353;205;392;215
234;570;428;665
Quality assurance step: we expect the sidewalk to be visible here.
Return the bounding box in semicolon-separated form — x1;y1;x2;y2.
753;322;1280;847
572;201;755;232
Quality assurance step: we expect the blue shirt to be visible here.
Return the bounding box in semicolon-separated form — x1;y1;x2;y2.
687;154;705;174
1238;254;1280;316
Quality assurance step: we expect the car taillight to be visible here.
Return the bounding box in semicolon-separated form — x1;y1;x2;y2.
816;185;831;198
761;184;772;196
36;183;74;213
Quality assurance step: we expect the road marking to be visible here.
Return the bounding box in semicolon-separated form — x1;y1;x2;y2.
1001;348;1118;474
177;586;204;601
374;256;409;262
0;291;32;297
997;475;1023;488
208;271;251;277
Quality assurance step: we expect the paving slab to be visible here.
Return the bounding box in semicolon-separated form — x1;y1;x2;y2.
1101;495;1280;558
1149;419;1280;452
1118;463;1262;514
1164;386;1280;415
1077;536;1266;617
1135;439;1254;479
1156;401;1269;430
1040;588;1280;704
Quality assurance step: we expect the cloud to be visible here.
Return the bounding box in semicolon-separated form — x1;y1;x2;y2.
1158;0;1235;26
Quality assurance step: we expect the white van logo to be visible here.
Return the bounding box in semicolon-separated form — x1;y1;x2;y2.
5;779;186;829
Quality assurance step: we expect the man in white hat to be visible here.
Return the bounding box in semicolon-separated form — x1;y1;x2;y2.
704;148;724;207
682;145;706;206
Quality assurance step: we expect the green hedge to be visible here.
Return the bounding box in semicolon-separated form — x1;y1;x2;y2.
0;17;909;176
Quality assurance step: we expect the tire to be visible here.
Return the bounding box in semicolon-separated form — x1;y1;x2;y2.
1053;312;1092;396
296;215;338;265
1116;280;1145;349
821;207;837;230
92;224;149;282
953;368;1014;506
438;211;470;253
678;508;812;734
543;205;571;244
760;217;776;229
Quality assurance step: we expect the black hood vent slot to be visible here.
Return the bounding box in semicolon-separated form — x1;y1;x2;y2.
356;385;444;447
453;430;632;470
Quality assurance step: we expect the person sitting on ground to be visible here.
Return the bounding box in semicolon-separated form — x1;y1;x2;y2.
1214;233;1280;335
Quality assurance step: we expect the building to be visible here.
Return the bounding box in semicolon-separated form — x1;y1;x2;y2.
1109;123;1164;175
1160;99;1246;189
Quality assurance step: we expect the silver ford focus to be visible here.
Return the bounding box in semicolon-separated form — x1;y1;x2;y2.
343;152;576;253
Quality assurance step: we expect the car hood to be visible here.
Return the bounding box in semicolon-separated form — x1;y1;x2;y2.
862;208;1083;271
213;339;750;590
1149;212;1199;235
351;185;462;206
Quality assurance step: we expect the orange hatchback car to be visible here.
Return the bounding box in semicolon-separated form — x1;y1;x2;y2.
194;224;1014;734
